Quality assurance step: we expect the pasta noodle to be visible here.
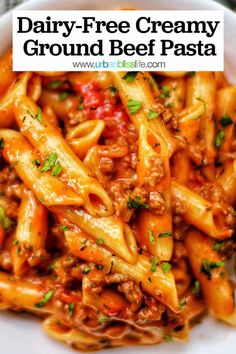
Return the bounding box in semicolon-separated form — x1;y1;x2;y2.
0;55;235;352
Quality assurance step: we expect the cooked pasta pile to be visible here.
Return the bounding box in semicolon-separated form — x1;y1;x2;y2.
0;50;235;351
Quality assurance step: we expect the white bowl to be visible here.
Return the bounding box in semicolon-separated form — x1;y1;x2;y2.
0;1;236;354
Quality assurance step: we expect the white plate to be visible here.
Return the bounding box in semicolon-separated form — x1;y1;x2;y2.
0;1;236;353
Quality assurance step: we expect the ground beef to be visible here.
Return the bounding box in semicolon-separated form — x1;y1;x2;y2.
148;191;165;214
118;280;143;304
200;182;225;203
172;197;186;215
0;250;12;271
188;139;205;165
144;157;165;187
99;157;114;174
0;196;18;220
138;296;165;322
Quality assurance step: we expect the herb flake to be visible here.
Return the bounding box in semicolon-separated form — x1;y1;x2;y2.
35;289;55;308
122;72;138;83
127;99;143;115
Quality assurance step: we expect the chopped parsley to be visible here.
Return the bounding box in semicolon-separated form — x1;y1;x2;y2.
59;91;68;100
96;238;104;246
68;302;75;319
96;264;104;270
220;272;225;279
35;109;43;123
0;138;4;150
108;86;117;95
127;196;149;210
0;206;14;230
32;159;40;167
59;225;69;231
122;72;138;83
150;258;159;272
13;239;19;246
41;153;58;173
99;315;109;323
148;110;158;121
83;266;91;274
187;71;196;77
163;333;172;341
162;262;172;273
179;298;187;309
192;280;201;295
200;258;224;280
159;231;172;238
52;162;62;177
127;99;143;115
165;102;175;108
159;85;171;99
78;95;83;110
148;230;155;244
34;289;55;308
220;115;233;127
215;130;225;148
212;240;225;251
47;80;61;89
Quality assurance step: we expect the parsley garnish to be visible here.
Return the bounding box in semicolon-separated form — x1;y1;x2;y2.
59;225;69;231
148;230;155;244
52;162;62;177
0;138;4;150
159;85;171;99
59;91;68;100
108;86;117;95
159;231;172;238
215;130;225;148
13;239;19;246
213;240;225;251
179;298;187;309
162;262;172;273
200;258;224;280
41;153;58;173
35;289;55;308
166;102;174;108
148;110;158;121
220;272;225;279
96;264;104;270
127;99;143;115
220;115;233;127
122;72;138;83
83;266;91;274
35;109;43;123
32;159;40;167
163;333;172;341
96;238;104;246
127;196;149;210
68;302;75;319
99;315;109;323
192;280;201;295
150;258;159;272
0;206;14;230
48;80;61;89
78;95;83;110
187;71;196;77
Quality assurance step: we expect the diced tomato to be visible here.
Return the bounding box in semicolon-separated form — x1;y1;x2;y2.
74;81;130;138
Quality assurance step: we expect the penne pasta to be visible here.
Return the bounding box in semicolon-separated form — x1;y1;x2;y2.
66;120;105;159
171;179;233;239
185;230;235;320
65;228;179;311
11;190;48;275
52;206;137;264
0;129;84;206
14;96;114;217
